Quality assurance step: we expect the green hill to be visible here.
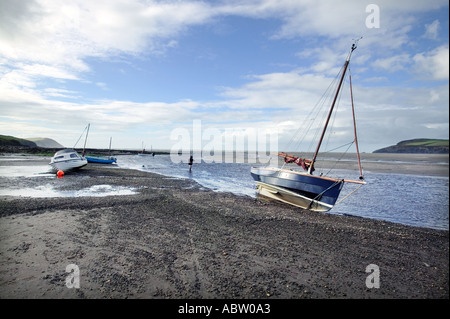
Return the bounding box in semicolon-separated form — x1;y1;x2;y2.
27;137;64;148
0;135;37;147
373;138;449;154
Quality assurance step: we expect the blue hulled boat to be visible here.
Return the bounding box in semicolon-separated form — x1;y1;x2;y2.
84;133;117;164
85;156;117;164
251;41;366;212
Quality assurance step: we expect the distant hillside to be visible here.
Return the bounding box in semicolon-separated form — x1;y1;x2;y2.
0;135;37;147
0;135;65;155
27;137;64;148
373;138;449;154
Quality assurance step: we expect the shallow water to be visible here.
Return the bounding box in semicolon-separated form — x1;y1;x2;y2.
117;154;449;231
0;183;138;198
0;156;138;198
0;154;448;230
0;165;54;178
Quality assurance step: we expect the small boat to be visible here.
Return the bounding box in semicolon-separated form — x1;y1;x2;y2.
251;40;366;212
85;137;117;164
138;142;155;156
49;149;88;172
85;155;117;164
49;124;90;172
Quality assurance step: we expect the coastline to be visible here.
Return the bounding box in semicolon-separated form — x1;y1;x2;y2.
0;158;448;299
312;153;449;177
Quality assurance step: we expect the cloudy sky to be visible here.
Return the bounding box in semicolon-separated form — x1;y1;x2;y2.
1;0;448;153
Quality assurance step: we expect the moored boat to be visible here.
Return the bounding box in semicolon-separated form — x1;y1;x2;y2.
85;137;117;164
85;155;117;164
251;40;366;212
49;124;90;173
49;149;88;172
251;167;347;211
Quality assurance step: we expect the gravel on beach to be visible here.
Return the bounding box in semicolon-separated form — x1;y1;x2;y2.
0;160;448;299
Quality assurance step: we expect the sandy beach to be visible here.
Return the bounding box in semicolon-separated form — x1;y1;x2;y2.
0;155;448;301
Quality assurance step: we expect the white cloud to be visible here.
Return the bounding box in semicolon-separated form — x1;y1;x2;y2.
370;46;449;81
1;0;447;84
219;71;334;113
20;64;79;80
423;19;440;40
372;54;411;72
43;88;80;99
1;68;448;152
413;45;449;81
0;0;448;151
296;46;346;75
0;0;214;83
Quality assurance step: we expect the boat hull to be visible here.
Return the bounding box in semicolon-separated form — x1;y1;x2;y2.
250;167;344;211
255;182;334;212
85;156;117;164
50;158;88;172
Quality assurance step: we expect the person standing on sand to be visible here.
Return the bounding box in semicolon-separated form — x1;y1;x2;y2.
189;155;194;172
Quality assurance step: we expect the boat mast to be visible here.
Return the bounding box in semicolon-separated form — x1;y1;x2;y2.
309;43;357;174
82;123;90;157
349;71;364;180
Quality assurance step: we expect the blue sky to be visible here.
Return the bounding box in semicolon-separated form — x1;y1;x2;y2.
0;0;448;153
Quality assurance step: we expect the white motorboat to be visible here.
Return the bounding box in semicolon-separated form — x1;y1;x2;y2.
49;149;88;172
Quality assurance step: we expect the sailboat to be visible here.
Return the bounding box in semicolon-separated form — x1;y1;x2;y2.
138;142;146;156
85;136;117;164
138;142;154;156
250;41;366;212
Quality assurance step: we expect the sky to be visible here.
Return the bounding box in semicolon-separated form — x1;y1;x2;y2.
0;0;448;154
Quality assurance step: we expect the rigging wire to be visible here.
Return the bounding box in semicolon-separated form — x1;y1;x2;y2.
282;68;343;155
73;125;88;149
308;71;343;153
320;141;354;176
317;63;364;178
279;47;364;181
320;68;351;167
348;65;364;179
335;183;364;206
322;77;345;158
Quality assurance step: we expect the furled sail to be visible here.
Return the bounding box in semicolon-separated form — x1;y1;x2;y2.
277;152;314;172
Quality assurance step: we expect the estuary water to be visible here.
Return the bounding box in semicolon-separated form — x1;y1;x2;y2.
0;153;448;231
117;153;449;231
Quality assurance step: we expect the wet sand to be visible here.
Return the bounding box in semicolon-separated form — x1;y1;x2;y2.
0;156;448;300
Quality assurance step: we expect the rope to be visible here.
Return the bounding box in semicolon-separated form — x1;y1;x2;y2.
322;141;354;154
321;141;354;176
282;70;341;154
335;183;364;205
73;125;88;149
307;179;343;209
